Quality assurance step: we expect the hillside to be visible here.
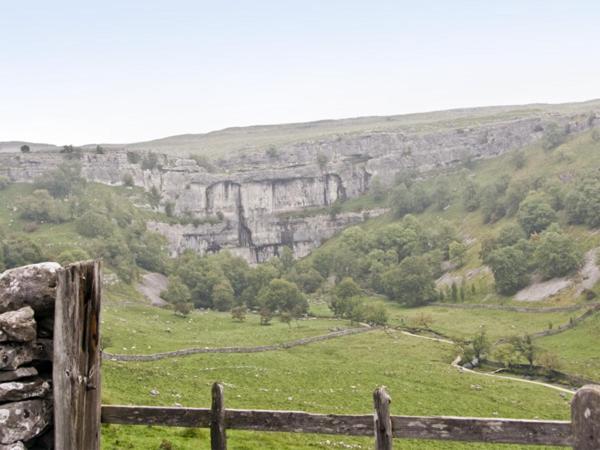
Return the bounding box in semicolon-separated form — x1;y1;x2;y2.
2;102;600;449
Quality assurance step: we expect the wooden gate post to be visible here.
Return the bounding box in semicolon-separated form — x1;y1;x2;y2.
572;384;600;449
211;382;227;450
53;261;102;450
373;386;393;450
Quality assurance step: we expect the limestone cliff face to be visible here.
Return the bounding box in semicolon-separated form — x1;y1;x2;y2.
1;111;597;262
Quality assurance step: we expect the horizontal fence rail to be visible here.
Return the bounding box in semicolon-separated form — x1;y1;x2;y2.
100;383;600;449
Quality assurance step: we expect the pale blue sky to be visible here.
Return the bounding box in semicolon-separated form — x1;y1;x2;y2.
1;0;599;144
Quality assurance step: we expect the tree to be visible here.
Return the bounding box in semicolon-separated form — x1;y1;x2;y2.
258;279;307;315
541;122;566;151
511;335;537;368
259;307;273;325
335;277;361;300
533;230;581;279
34;162;85;198
496;223;526;248
565;174;600;228
75;211;115;238
487;246;529;295
20;144;31;153
517;192;556;235
448;241;467;267
279;311;293;328
174;301;193;316
510;150;527;169
161;275;191;305
470;328;490;361
382;256;436;306
432;178;451;210
231;306;247;322
462;180;480;211
2;237;43;269
361;302;388;326
212;280;235;311
369;176;387;202
17;189;69;223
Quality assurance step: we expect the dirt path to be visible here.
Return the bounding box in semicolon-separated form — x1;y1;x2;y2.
136;272;168;306
400;331;575;395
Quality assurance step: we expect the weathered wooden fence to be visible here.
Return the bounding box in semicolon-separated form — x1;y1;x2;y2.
99;382;600;449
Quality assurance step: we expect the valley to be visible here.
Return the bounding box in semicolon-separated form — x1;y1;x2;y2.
1;101;600;449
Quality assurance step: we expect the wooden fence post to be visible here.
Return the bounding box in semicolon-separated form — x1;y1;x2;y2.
211;382;227;450
373;386;393;450
572;384;600;449
53;261;103;450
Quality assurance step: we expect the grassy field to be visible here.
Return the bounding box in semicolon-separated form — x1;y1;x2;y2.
537;312;600;381
101;322;571;450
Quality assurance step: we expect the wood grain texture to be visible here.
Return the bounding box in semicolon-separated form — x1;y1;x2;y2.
53;261;102;450
211;383;227;450
373;387;393;450
572;384;600;449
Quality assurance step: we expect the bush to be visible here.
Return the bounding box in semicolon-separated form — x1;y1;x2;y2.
126;151;141;164
231;305;247;322
541;122;567;151
212;281;235;311
20;144;31;153
161;275;191;305
122;173;134;187
3;237;43;269
34;162;85;198
75;211;115;238
0;176;10;190
17;190;70;224
57;248;91;266
487;246;529;295
381;256;436;306
510;150;527;169
141;152;160;171
189;154;216;172
533;229;581;279
517;192;557;235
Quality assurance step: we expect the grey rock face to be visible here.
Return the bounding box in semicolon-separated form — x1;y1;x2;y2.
0;264;60;316
0;399;51;445
0;379;51;402
0;111;596;262
0;307;36;343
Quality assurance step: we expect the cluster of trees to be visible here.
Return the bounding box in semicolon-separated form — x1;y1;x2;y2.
482;222;581;295
463;329;561;374
161;248;309;324
328;277;388;325
311;216;463;306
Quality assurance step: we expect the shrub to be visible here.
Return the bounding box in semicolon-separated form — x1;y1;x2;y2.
510;150;527;169
141;152;160;171
517;192;557;235
0;176;10;190
231;305;247;322
20;144;31;153
126;151;141;164
57;248;91;266
3;237;43;269
541;122;566;151
122;173;134;187
75;211;115;238
189;154;216;172
533;229;581;279
161;275;191;305
34;162;85;198
487;246;529;295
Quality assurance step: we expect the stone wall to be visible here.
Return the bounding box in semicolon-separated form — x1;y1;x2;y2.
0;263;59;449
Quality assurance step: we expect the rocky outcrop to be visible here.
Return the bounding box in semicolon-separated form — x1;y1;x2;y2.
1;110;597;262
0;264;57;449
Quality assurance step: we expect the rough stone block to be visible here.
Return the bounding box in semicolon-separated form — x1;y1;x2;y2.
0;367;38;383
0;263;60;315
0;307;36;343
0;399;51;445
0;442;26;450
0;378;51;402
0;340;52;371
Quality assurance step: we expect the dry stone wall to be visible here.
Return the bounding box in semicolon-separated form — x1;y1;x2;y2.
0;263;59;449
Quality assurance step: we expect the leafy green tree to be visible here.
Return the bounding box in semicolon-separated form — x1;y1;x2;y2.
212;280;235;311
470;328;490;361
287;267;324;294
75;211;115;238
161;275;191;305
231;306;247;322
131;232;168;273
448;241;467;267
462;180;480;211
382;256;436;306
511;335;537;368
3;237;43;268
533;229;581;279
517;192;557;235
496;223;526;248
503;180;530;216
56;248;90;266
565;174;600;228
17;190;69;223
433;178;451;210
369;176;387;202
335;277;361;300
487;246;529;295
34;162;85;198
259;307;273;325
174;301;193;316
541;122;566;151
480;184;506;223
361;301;388;326
20;144;31;153
258;279;307;315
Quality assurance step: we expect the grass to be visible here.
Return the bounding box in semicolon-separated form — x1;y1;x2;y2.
537;312;600;381
101;304;351;355
101;328;571;450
